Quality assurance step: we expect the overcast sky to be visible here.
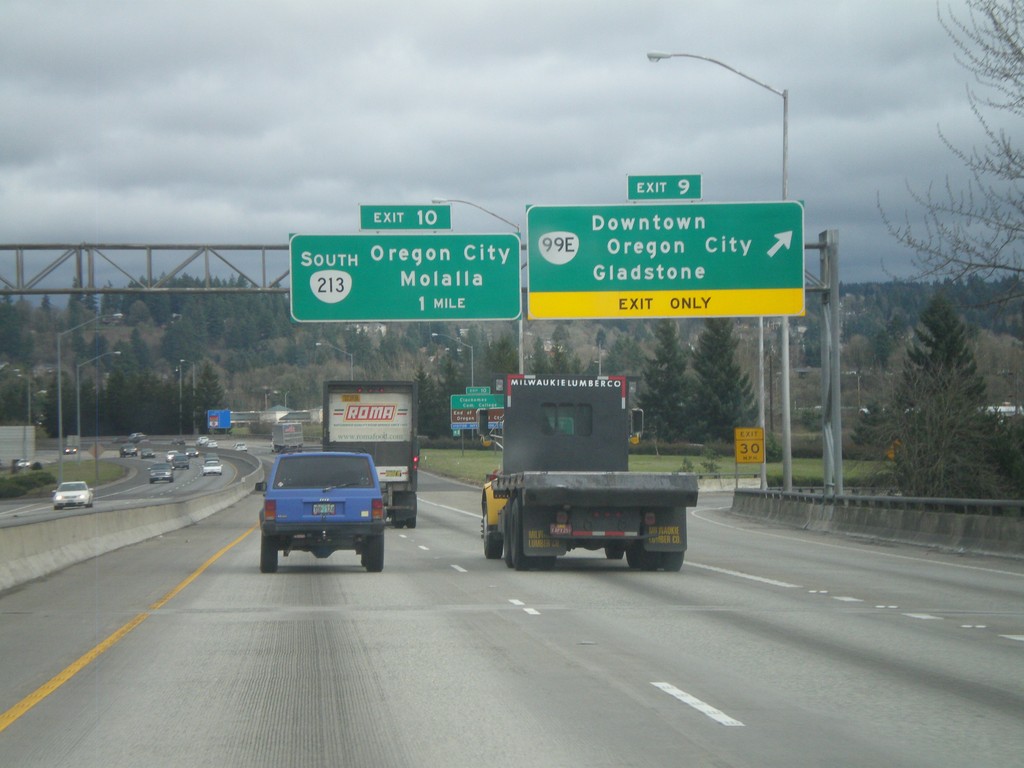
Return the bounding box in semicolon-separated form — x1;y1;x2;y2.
0;0;986;285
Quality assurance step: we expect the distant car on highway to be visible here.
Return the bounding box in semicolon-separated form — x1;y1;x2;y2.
128;432;146;443
119;444;138;457
63;446;78;455
207;439;219;448
233;442;248;452
140;447;155;459
53;481;94;510
149;463;174;483
202;457;223;476
170;452;190;470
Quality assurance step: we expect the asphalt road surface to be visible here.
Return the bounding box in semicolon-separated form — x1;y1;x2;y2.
0;472;1021;767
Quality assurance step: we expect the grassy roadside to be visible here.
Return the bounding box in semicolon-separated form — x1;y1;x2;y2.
420;448;885;488
3;460;127;500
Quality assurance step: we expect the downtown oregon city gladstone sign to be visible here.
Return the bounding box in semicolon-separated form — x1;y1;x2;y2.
526;202;804;320
289;233;521;321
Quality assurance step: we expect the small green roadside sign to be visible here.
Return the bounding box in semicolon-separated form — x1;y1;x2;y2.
290;233;521;322
359;204;451;231
451;393;504;410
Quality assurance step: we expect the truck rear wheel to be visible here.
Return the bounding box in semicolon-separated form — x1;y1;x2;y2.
503;506;515;568
483;523;503;560
626;544;661;571
505;501;536;571
483;499;504;560
660;551;685;572
260;535;278;573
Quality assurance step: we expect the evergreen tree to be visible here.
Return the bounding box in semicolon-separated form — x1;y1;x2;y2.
688;318;756;443
414;366;449;439
886;293;1008;497
637;320;689;443
195;361;226;433
530;336;550;375
484;335;518;380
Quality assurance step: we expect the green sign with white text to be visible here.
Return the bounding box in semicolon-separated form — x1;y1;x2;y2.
359;204;451;230
527;201;804;319
290;233;521;322
627;174;702;200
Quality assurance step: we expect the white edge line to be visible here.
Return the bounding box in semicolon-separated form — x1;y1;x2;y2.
651;682;744;726
450;564;467;573
903;613;942;620
999;635;1024;643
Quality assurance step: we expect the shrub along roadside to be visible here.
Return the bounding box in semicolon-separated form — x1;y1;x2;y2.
0;470;57;499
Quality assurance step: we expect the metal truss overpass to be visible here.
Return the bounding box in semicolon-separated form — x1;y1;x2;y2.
0;243;290;295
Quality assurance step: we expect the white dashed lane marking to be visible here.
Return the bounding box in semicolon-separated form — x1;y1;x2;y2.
651;682;744;726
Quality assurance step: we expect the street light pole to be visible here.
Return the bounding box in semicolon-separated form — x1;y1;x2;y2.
647;51;792;490
434;198;526;373
431;332;474;387
12;369;31;462
315;341;354;380
178;359;186;440
77;350;120;482
56;314;114;483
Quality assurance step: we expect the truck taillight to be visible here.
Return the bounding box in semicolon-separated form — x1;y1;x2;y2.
372;498;384;520
412;454;419;471
264;500;277;520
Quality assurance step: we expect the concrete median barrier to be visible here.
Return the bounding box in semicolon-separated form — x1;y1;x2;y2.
732;489;1024;557
0;463;264;593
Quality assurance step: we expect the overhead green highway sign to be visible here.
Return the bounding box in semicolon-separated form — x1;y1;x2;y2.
290;233;521;322
526;201;804;320
359;204;451;231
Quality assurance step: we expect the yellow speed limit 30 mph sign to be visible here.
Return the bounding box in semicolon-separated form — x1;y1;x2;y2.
734;427;765;465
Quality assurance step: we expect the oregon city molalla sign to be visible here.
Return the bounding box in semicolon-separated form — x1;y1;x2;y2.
526;202;805;320
289;232;521;322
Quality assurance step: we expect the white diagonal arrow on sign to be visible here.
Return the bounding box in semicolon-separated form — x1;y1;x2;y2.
767;230;793;258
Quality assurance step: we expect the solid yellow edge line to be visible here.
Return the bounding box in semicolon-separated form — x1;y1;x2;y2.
0;523;257;734
150;525;257;610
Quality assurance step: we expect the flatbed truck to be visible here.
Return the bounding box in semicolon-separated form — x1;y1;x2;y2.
480;375;697;571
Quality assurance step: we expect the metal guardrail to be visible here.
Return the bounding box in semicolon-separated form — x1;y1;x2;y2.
737;487;1024;518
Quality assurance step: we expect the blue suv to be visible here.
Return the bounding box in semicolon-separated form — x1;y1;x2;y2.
256;452;385;573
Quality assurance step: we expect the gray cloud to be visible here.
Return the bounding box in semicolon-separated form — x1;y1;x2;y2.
0;0;984;282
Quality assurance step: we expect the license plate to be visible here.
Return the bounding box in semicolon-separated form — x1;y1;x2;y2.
549;523;572;536
312;503;336;516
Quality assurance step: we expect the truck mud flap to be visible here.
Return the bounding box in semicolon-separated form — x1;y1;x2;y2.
522;506;568;557
641;508;687;552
